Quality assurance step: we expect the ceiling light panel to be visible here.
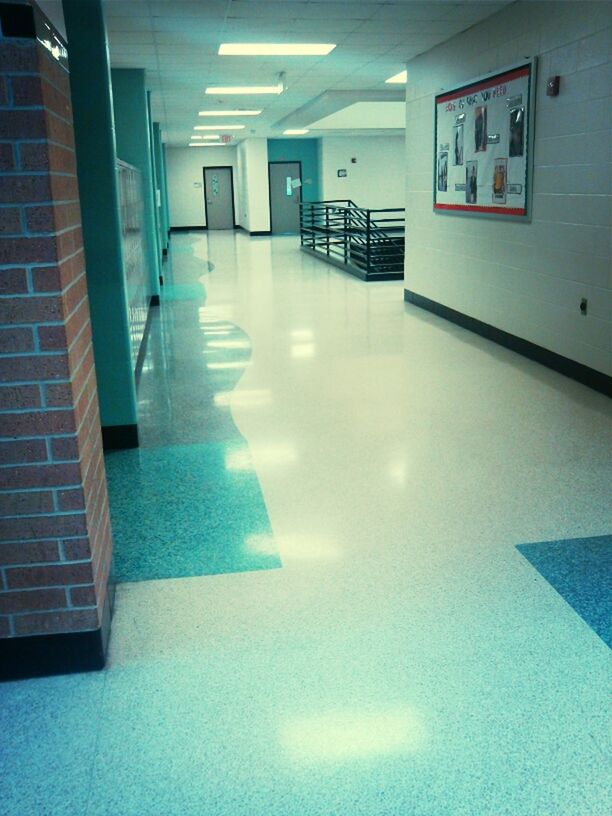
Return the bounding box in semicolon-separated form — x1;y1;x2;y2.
218;43;336;56
205;85;283;95
283;129;309;135
198;110;261;116
385;71;408;84
194;125;245;130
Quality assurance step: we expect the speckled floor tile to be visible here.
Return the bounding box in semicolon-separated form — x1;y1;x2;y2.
104;259;281;581
0;672;106;816
105;441;281;581
3;231;611;816
517;534;612;646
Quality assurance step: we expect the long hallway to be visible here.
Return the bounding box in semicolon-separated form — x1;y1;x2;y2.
1;232;610;815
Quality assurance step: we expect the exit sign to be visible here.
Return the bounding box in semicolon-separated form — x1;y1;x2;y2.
221;135;232;143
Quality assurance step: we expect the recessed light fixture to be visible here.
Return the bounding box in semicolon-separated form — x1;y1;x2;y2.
206;85;283;95
385;70;407;84
194;124;245;130
191;135;221;140
189;143;228;147
219;43;336;56
198;110;261;116
283;129;309;135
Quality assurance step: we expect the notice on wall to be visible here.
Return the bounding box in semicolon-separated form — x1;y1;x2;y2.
433;61;534;218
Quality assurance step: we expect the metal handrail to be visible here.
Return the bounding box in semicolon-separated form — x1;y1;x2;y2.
299;200;405;281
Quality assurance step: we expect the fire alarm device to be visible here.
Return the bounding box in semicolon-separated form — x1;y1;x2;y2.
351;157;357;164
546;76;560;96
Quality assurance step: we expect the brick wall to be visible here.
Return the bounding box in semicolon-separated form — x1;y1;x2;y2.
0;14;113;639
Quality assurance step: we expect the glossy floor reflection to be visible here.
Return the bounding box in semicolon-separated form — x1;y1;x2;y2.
0;231;610;816
104;259;281;581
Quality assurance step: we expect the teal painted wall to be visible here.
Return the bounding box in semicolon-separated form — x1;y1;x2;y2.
111;69;161;297
63;0;138;431
147;93;163;267
153;123;169;249
161;144;171;243
267;139;320;202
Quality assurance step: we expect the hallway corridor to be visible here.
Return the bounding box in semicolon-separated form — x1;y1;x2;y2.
1;232;610;815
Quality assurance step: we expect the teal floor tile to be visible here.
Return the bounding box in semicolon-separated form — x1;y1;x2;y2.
517;535;611;647
104;240;281;582
105;442;281;582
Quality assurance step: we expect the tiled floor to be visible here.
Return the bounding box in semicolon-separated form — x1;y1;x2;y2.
105;273;281;581
1;231;610;816
517;534;612;647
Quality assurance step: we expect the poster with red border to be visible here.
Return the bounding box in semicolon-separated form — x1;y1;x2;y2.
434;61;535;218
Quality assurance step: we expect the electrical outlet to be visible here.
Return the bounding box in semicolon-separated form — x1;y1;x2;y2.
580;298;588;315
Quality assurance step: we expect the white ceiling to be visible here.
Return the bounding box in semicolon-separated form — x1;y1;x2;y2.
41;1;513;145
309;100;405;130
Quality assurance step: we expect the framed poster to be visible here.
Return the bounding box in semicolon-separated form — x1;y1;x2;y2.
433;60;536;219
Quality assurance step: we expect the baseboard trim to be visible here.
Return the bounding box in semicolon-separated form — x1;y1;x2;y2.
0;586;114;682
134;297;157;387
237;226;272;237
101;423;139;450
404;289;612;397
300;246;404;282
170;226;207;232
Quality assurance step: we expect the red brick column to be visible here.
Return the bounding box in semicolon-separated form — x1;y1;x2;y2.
0;2;114;678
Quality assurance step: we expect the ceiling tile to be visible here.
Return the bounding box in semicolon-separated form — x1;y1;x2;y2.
103;0;513;143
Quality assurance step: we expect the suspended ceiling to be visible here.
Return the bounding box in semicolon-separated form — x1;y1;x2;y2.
41;1;513;145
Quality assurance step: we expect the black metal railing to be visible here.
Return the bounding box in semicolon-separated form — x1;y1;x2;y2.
299;200;405;281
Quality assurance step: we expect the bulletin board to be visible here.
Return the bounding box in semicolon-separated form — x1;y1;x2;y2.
433;60;536;218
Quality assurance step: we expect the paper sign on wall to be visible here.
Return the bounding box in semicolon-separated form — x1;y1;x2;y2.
433;61;535;218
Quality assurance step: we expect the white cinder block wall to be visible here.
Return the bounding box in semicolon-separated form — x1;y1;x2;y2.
319;136;405;209
404;0;611;375
236;139;270;233
166;146;238;228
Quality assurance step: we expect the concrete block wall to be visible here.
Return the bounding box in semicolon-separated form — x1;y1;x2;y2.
0;16;113;641
403;0;612;377
166;145;238;228
318;136;406;209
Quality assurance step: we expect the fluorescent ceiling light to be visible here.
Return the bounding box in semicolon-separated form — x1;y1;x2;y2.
283;129;309;135
206;85;283;95
191;135;221;140
386;70;407;84
189;143;228;147
219;43;336;56
194;124;245;130
198;110;261;116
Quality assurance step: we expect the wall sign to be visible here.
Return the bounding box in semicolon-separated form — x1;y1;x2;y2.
337;169;347;178
434;60;535;219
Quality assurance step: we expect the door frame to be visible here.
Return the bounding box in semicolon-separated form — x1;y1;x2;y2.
268;160;303;234
203;165;236;229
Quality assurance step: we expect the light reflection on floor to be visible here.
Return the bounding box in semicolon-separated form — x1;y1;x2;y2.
280;708;427;762
1;231;610;816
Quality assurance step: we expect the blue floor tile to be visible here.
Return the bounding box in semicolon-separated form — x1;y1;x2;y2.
517;535;612;647
104;241;281;582
160;282;206;300
105;442;281;582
